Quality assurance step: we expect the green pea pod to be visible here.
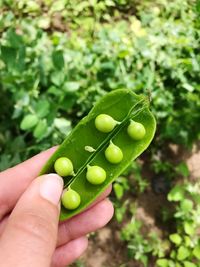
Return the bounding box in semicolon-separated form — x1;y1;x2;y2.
40;89;156;221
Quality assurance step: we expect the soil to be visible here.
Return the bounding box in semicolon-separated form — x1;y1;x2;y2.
71;144;200;267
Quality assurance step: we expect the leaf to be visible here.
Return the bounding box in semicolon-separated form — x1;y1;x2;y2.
54;118;71;135
113;183;124;200
35;100;50;118
0;44;25;72
176;162;189;177
7;28;23;48
63;81;80;92
156;259;168;267
183;262;196;267
169;233;182;245
16;46;26;71
50;0;67;12
51;71;65;86
184;221;195;236
177;246;190;261
167;185;185;202
20;114;38;130
0;45;17;69
180;199;193;213
52;50;64;69
182;83;194;92
33;120;48;139
193;245;200;260
184;236;191;247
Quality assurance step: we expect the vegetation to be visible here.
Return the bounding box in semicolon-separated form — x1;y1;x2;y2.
0;0;199;266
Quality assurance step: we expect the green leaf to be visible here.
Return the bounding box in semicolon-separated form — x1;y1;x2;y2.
54;118;71;135
156;259;168;267
52;50;64;69
16;46;26;71
184;236;192;247
63;81;80;92
7;28;23;48
51;71;65;86
180;199;193;213
170;250;176;259
168;185;185;202
113;183;124;200
169;233;182;245
183;262;196;267
184;221;195;236
33;120;48;139
0;45;17;68
35;100;50;118
177;246;190;261
193;245;200;260
176;162;189;177
20;114;38;130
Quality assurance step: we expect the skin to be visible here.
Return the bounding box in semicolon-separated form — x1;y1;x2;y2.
0;147;113;267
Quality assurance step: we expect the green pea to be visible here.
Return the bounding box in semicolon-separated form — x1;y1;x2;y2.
86;165;106;185
95;114;118;133
54;157;74;177
61;189;81;210
105;141;123;164
127;120;146;140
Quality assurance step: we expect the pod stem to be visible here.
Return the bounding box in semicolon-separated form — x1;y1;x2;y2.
87;164;91;169
115;120;121;125
109;140;114;145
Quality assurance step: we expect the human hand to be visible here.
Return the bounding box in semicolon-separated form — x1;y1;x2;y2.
0;147;114;267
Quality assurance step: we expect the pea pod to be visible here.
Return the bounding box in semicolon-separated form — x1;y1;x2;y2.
40;89;156;221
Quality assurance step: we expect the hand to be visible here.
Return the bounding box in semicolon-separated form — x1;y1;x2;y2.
0;147;114;267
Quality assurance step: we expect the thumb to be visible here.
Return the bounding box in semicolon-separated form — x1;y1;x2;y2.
0;174;63;267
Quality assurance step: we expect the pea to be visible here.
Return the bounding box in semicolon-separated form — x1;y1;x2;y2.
105;141;123;164
86;165;107;185
61;189;81;210
127;120;146;140
95;114;118;133
54;157;74;177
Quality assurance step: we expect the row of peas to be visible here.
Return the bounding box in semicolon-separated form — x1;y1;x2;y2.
53;114;146;210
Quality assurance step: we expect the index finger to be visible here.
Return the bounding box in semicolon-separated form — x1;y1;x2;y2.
0;146;57;220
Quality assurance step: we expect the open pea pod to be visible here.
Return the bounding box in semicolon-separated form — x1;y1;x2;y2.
40;89;156;221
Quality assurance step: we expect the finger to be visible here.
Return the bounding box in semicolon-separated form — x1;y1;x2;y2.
52;236;88;267
0;215;8;237
0;185;112;238
58;199;114;247
0;185;113;246
0;174;63;267
0;146;57;220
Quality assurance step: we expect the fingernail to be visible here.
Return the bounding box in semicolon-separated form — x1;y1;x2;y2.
39;174;63;205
